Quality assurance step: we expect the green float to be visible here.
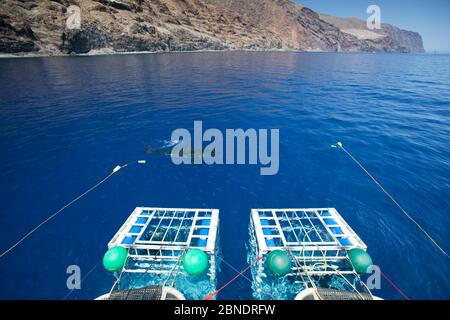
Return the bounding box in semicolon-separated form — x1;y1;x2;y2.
265;250;292;277
348;248;373;274
103;246;128;272
182;248;209;276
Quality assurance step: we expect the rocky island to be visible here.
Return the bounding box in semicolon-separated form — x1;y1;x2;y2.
0;0;425;56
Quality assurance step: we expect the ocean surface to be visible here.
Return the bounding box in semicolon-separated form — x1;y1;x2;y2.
0;52;448;300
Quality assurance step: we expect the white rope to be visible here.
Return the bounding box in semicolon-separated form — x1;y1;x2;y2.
109;253;132;298
164;247;187;288
218;256;252;283
62;262;100;300
0;160;146;259
334;142;448;258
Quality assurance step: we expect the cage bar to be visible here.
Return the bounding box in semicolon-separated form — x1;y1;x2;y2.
249;208;373;299
108;207;219;276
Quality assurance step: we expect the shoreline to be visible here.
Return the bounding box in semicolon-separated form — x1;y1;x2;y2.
0;48;431;59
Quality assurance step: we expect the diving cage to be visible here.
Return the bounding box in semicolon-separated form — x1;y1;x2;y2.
97;207;220;300
249;208;377;300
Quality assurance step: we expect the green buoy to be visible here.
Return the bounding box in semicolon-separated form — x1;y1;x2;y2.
348;248;373;274
265;250;292;277
182;248;209;276
103;246;128;272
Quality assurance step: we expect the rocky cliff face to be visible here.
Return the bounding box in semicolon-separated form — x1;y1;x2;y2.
0;0;425;56
319;13;425;53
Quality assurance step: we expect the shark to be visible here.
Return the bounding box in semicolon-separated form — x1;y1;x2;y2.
145;144;209;163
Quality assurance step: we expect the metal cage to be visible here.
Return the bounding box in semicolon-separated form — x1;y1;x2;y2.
249;208;373;299
107;207;220;299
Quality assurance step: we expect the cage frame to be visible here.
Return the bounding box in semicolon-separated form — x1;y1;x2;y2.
108;207;219;278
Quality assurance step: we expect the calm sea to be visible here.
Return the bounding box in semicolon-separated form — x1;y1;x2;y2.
0;52;449;299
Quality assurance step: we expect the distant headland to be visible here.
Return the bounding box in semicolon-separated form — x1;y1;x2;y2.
0;0;425;57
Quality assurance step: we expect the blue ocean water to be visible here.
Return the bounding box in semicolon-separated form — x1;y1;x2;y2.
0;52;449;300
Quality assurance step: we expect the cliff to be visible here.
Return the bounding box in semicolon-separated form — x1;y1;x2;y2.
0;0;425;56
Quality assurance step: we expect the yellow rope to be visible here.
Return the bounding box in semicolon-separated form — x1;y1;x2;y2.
301;247;323;300
295;225;367;300
334;267;366;300
313;242;366;300
314;244;366;300
291;229;324;300
336;142;449;258
287;247;322;300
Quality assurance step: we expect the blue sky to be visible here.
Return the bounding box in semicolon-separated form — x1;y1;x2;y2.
295;0;450;52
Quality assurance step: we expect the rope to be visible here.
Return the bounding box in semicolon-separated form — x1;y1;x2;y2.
110;253;132;296
0;160;146;259
164;247;187;288
218;256;252;283
300;247;323;300
290;228;368;300
64;245;135;300
116;244;167;299
111;243;184;300
291;228;324;300
62;262;100;300
334;142;449;258
334;267;365;300
380;270;411;300
204;255;262;300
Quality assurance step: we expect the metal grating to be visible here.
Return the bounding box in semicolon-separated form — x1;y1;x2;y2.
250;208;372;298
251;208;367;254
108;207;219;275
108;285;163;300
